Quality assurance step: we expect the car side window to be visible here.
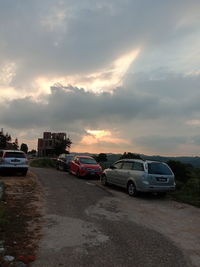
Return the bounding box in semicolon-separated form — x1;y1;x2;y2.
121;162;133;170
113;162;123;169
0;151;3;157
133;162;144;171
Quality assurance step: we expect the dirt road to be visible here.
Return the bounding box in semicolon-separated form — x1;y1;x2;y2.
30;167;200;267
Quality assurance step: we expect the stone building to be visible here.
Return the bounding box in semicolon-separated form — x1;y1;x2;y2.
37;132;67;157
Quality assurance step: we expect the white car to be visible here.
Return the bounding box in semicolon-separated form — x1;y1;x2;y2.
101;159;176;197
0;150;28;176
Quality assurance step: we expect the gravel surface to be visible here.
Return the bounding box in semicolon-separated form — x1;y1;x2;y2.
31;167;197;267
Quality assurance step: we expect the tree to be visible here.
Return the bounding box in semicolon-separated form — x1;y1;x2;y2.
120;152;142;160
0;129;12;149
20;143;28;154
54;137;72;156
167;160;192;183
28;149;37;155
96;153;107;163
12;138;19;150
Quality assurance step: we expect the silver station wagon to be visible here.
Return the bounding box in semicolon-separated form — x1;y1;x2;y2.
101;159;176;197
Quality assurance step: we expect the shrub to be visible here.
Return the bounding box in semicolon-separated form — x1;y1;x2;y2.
29;158;56;168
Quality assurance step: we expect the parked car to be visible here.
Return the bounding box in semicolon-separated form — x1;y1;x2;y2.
0;150;28;176
101;159;176;197
70;155;102;178
56;153;74;171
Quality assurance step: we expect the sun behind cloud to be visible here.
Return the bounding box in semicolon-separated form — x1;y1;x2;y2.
81;129;129;145
33;48;140;96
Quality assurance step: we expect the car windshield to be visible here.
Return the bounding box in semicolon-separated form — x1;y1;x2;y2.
80;158;97;164
4;152;25;158
148;162;172;175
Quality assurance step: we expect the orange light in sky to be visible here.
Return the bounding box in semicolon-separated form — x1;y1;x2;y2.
81;129;129;145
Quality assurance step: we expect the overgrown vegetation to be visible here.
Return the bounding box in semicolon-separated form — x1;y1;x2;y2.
29;158;56;168
0;175;41;265
167;160;200;207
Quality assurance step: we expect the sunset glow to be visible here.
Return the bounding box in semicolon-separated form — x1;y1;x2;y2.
81;129;129;146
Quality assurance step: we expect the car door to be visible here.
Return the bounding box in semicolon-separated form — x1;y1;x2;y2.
131;161;145;189
71;157;78;174
107;161;123;184
116;161;134;187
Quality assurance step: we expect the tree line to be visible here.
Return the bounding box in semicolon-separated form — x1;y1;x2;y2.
0;129;28;154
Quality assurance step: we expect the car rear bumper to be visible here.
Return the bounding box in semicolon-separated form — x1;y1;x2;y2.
139;185;176;193
0;167;28;172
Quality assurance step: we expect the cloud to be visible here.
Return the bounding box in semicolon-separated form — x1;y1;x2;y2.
1;1;200;155
0;71;200;153
136;135;188;154
0;0;200;89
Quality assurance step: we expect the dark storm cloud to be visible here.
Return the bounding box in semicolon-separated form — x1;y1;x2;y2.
1;73;200;132
0;0;199;87
0;85;157;129
136;135;188;153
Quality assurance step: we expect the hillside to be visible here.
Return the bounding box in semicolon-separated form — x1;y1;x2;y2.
71;152;200;168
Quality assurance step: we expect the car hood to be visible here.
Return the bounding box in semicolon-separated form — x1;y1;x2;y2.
81;164;101;169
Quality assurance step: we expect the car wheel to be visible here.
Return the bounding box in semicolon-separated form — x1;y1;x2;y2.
21;170;27;176
157;192;167;198
127;182;138;197
76;170;81;178
101;174;108;186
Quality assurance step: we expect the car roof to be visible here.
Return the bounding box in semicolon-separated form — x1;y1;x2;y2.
117;159;166;164
2;150;25;153
76;155;94;159
145;160;166;164
117;159;144;163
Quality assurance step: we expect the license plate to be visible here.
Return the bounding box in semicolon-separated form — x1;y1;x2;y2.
91;172;95;175
157;177;167;182
11;159;20;162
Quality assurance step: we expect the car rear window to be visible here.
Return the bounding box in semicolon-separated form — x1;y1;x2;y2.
4;152;26;158
80;158;97;164
148;163;172;175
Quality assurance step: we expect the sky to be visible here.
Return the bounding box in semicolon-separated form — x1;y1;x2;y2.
0;0;200;156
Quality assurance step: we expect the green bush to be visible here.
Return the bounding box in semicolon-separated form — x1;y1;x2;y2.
171;168;200;207
29;158;56;168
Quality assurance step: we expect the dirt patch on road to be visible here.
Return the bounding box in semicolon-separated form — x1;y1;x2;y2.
0;172;43;266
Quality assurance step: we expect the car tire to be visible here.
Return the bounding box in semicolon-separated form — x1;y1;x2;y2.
127;182;138;197
21;170;27;176
76;170;81;178
157;192;167;198
101;174;108;186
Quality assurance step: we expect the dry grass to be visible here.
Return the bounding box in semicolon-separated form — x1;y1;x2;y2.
0;172;43;266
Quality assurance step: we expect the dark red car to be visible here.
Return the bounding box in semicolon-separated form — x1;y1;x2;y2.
70;155;102;178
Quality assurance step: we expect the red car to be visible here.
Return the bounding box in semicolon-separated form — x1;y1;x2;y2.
70;155;102;178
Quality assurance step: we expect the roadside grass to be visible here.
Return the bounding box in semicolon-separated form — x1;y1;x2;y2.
0;200;27;253
0;174;42;265
170;178;200;207
0;204;9;236
30;158;56;168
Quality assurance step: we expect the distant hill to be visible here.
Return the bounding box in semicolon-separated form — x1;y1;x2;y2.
71;152;200;168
